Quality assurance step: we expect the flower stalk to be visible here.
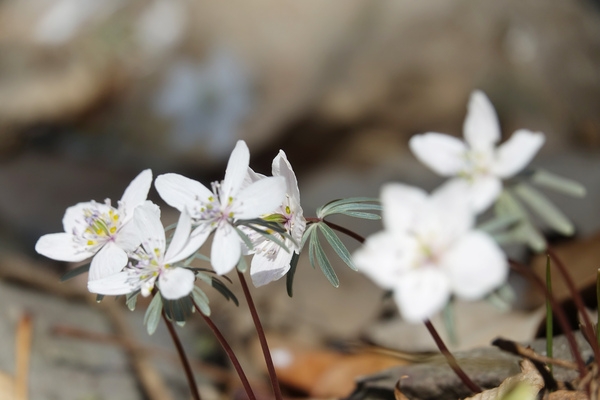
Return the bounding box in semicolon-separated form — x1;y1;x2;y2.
424;319;481;394
193;301;257;400
237;271;283;400
162;311;201;400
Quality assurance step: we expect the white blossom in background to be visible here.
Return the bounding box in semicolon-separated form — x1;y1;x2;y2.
353;183;507;323
88;203;197;300
155;140;287;275
409;90;545;213
245;150;306;287
35;169;153;281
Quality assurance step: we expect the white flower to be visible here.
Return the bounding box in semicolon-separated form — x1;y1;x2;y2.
353;183;507;323
409;90;545;213
35;169;153;281
246;150;306;287
155;140;286;275
88;203;197;300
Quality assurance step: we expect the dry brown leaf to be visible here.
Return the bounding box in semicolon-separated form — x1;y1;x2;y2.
547;390;589;400
464;359;544;400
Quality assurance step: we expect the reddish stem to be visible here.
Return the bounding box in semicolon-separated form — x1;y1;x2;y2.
193;302;257;400
162;312;202;400
237;271;283;400
547;248;600;366
424;319;481;394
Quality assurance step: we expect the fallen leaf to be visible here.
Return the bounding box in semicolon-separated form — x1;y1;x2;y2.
464;359;544;400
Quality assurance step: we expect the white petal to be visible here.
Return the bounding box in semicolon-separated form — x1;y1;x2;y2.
394;268;450;323
35;232;94;262
62;201;112;235
120;169;153;220
250;244;293;287
492;130;545;178
165;210;192;261
235;176;286;219
158;267;195;299
467;176;503;213
353;231;419;290
442;231;508;299
89;242;128;281
211;224;242;274
134;203;166;254
222;140;250;200
409;133;468;176
430;182;475;238
114;220;142;253
88;271;138;295
155;173;212;213
380;183;427;233
273;150;302;203
463;90;501;150
168;225;212;264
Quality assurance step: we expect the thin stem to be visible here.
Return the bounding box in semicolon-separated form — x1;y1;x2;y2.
424;319;481;394
193;302;257;400
509;259;587;377
162;312;201;400
547;248;600;366
237;271;284;400
305;217;366;244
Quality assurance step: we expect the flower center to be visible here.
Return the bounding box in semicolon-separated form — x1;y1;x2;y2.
194;181;236;227
81;206;121;247
460;149;493;180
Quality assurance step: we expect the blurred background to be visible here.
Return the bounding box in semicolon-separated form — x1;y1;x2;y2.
1;0;600;398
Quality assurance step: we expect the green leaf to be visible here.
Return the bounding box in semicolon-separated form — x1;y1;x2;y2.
286;252;300;298
311;230;339;287
143;293;163;335
96;294;105;303
477;214;521;234
335;210;381;220
163;297;193;323
60;263;90;282
192;286;211;316
531;169;586;198
233;226;255;251
237;218;287;234
211;278;239;306
513;183;574;236
317;197;381;219
300;223;318;250
241;223;292;253
308;227;317;270
318;223;357;271
126;291;140;311
495;190;547;251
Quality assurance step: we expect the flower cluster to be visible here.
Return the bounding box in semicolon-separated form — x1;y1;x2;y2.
36;140;305;304
36;90;580;327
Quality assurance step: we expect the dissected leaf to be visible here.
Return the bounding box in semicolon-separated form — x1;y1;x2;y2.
211;278;239;306
531;169;586;198
143;293;163;335
495;190;546;251
286;252;300;297
317;197;381;219
513;183;574;236
318;223;357;271
126;290;140;311
312;230;339;287
60;263;91;282
192;286;211;316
